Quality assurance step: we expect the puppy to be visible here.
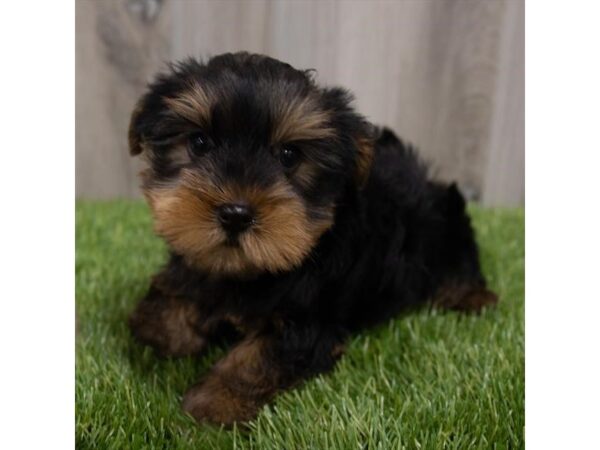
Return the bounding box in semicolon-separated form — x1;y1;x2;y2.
128;52;497;426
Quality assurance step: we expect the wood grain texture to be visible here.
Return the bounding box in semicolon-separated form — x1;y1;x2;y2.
76;0;524;206
76;0;171;198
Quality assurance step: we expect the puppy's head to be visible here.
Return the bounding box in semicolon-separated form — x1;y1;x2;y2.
129;52;374;277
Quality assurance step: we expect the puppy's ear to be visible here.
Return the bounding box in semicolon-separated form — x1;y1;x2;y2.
320;87;375;188
128;100;145;156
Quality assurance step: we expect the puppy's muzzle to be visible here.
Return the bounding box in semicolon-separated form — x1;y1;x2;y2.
217;203;255;235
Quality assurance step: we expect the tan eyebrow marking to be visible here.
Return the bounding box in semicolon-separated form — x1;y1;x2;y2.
164;81;213;127
270;96;336;143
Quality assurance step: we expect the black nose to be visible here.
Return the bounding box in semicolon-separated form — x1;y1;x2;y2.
216;203;254;234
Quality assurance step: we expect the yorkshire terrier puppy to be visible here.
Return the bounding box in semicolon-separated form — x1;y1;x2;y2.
128;52;497;426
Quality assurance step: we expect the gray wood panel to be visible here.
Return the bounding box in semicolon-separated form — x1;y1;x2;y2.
76;0;524;206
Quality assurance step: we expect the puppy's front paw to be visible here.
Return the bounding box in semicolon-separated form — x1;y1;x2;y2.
129;296;206;358
182;376;260;426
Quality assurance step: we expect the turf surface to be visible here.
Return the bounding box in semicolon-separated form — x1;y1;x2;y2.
76;201;524;449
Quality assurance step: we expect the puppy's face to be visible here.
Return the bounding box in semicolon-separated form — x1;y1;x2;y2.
129;53;373;277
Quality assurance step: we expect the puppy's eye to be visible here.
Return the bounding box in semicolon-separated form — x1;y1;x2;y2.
280;146;300;169
188;132;210;157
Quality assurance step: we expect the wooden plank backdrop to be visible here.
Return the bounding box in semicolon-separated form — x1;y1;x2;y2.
76;0;524;206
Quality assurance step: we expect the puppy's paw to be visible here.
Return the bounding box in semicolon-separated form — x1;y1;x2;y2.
434;283;499;314
182;376;260;426
129;296;206;358
460;288;498;312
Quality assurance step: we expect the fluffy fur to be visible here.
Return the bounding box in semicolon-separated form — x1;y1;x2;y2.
128;52;497;426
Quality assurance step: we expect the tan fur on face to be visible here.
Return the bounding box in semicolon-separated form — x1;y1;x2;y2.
145;169;333;276
271;96;335;143
293;161;319;190
164;144;190;166
163;81;213;127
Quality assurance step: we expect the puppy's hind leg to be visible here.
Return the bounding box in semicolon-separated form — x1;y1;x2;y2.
430;183;498;313
432;282;498;313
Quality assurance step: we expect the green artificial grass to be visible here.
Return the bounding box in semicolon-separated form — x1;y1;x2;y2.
76;201;524;449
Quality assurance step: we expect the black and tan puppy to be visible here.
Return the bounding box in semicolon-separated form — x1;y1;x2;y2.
128;52;497;426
